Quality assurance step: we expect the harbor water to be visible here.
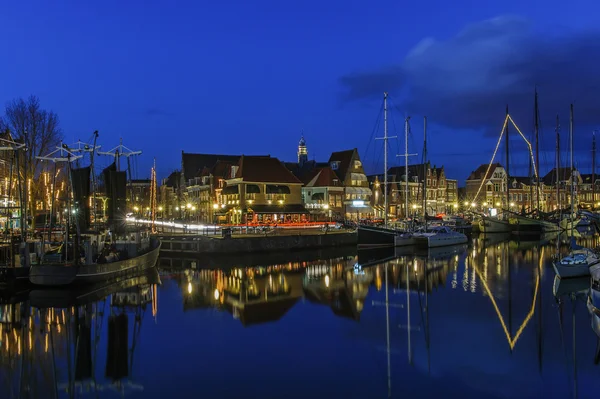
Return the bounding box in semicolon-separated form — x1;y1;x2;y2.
2;230;600;398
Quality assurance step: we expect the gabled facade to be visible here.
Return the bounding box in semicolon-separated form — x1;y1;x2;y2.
578;173;600;209
159;171;181;219
223;156;307;224
465;163;507;206
301;165;344;220
328;149;372;220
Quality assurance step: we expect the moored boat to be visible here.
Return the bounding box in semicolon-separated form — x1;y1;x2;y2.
478;216;511;233
587;264;600;316
29;236;161;287
413;226;468;248
553;246;599;279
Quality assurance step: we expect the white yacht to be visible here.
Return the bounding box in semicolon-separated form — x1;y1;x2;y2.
413;226;468;248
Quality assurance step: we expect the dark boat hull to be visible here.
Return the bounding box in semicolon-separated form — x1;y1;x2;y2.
29;238;161;287
357;225;398;248
0;266;31;286
29;267;161;309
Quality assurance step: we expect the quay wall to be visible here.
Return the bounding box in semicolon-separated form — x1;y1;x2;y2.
155;232;357;254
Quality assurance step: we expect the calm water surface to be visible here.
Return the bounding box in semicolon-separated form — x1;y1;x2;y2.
2;232;600;398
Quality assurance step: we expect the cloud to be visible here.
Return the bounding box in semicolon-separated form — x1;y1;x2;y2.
339;16;600;136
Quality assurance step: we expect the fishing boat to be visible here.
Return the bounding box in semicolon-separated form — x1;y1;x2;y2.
29;139;161;287
413;226;468;248
29;235;161;286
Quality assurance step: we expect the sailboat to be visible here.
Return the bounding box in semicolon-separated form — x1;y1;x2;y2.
511;92;562;236
29;139;161;286
357;93;414;248
554;105;599;279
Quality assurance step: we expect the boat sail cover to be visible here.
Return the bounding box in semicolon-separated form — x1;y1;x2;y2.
102;162;128;233
105;313;129;381
71;166;91;231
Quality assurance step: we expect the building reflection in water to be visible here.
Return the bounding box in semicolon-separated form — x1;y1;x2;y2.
0;269;159;398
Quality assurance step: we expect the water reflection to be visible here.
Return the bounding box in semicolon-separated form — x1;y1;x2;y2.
2;228;600;397
0;269;159;398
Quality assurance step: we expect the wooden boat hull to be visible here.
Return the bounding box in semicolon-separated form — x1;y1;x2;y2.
478;217;511;233
509;215;561;236
29;238;161;287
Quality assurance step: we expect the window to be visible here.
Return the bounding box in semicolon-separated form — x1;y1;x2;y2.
331;161;339;170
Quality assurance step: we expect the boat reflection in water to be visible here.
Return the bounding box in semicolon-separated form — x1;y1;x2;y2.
4;225;600;398
0;268;159;398
160;232;600;397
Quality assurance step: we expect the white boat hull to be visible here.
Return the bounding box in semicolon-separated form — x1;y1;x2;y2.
414;234;468;248
394;234;415;247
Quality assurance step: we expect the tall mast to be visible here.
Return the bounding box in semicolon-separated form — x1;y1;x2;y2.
570;104;574;237
556;116;561;213
505;106;510;208
405;116;411;220
423;117;427;216
90;131;99;229
593;132;597;210
534;89;540;210
383;92;388;227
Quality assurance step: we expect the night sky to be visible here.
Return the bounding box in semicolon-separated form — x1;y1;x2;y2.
2;1;600;184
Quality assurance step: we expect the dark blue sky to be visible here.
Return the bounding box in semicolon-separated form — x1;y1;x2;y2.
2;0;600;184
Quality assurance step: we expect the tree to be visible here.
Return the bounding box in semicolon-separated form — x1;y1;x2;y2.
0;95;63;226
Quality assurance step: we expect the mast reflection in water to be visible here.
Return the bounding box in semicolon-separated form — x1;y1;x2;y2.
3;231;600;398
0;268;159;398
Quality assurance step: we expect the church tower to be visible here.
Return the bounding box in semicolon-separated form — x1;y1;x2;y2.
298;135;308;166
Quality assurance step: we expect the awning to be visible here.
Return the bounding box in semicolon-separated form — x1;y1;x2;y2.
351;173;367;181
266;185;291;194
246;184;260;194
311;193;324;201
222;185;239;195
248;204;308;214
345;187;372;195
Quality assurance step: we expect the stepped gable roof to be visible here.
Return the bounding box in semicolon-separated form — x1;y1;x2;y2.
467;163;504;181
235;156;302;184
